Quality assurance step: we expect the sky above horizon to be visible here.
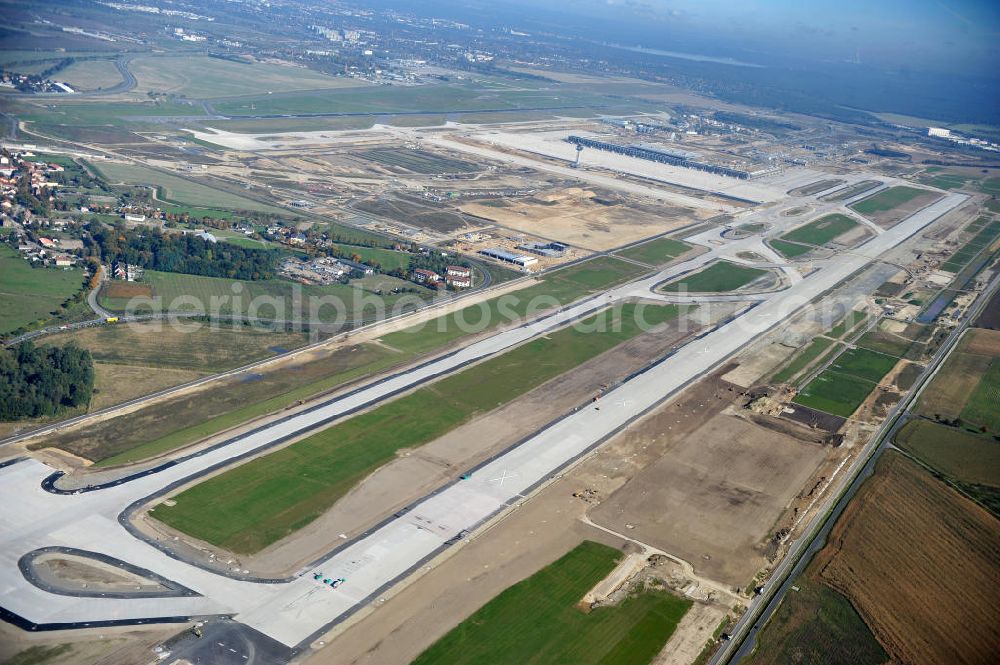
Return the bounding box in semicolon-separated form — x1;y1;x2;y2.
424;0;999;76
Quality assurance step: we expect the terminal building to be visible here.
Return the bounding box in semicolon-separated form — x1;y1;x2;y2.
565;135;781;180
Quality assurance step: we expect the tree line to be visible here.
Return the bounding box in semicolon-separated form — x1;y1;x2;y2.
0;342;94;420
86;223;277;280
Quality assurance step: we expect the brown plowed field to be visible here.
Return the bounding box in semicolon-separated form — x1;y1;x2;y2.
963;327;1000;356
814;452;1000;665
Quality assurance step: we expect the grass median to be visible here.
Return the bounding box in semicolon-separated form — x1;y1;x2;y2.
659;260;768;294
152;303;679;553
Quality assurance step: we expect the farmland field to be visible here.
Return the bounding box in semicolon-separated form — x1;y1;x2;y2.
917;328;997;423
979;177;1000;196
747;576;886;665
895;420;1000;488
813;452;1000;665
129;55;369;99
0;245;84;335
660;260;768;293
940;218;1000;273
771;214;860;258
411;541;691;665
153;303;680;552
855;328;914;357
90;162;286;214
615;236;691;266
961;358;1000;433
380;255;647;355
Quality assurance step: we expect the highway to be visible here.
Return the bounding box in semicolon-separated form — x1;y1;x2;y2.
0;193;966;653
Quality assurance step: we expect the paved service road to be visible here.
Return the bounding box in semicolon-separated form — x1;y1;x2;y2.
0;194;966;652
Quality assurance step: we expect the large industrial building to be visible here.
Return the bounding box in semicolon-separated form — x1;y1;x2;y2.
478;247;539;268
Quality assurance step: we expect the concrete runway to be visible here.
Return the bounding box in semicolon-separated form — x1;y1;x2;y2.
0;192;966;653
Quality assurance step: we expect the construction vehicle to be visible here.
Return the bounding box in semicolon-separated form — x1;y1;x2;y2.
105;316;119;323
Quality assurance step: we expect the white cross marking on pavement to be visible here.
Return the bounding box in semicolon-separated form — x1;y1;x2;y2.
488;469;518;487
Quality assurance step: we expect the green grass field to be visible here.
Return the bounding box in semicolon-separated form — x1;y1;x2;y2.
829;310;868;338
153;303;679;552
979;177;1000;196
101;271;429;323
333;244;412;271
22;100;206;128
772;214;860;258
59;58;123;91
793;372;878;418
769;239;811;258
961;358;1000;433
827;347;899;383
747;575;886;665
0;245;84;335
855;329;914;358
792;332;903;417
850;186;932;215
90;162;286;214
46;323;310;374
916;171;970;190
896;420;1000;487
941;218;1000;273
380;256;647;356
129;55;369;99
660;260;768;293
412;541;692;665
615;237;691;266
770;337;838;385
210;83;618;117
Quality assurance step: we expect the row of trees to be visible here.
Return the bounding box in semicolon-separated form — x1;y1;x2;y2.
0;342;94;420
86;223;277;280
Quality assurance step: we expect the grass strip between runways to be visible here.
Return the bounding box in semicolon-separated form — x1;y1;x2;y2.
411;540;691;665
153;303;680;553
